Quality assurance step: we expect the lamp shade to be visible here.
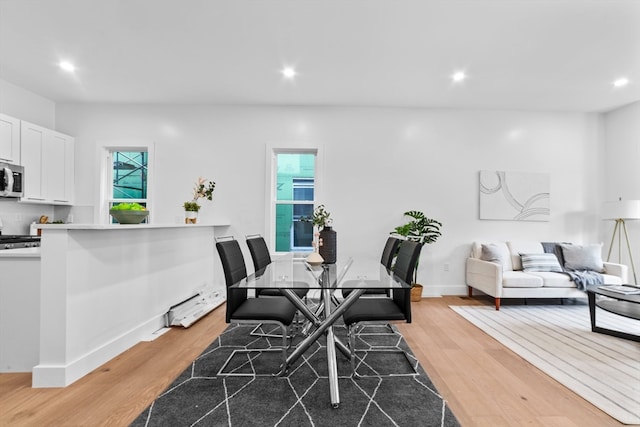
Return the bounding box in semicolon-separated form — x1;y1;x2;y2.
602;199;640;220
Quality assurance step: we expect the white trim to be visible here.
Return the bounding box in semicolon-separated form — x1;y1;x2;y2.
264;145;323;253
95;140;155;224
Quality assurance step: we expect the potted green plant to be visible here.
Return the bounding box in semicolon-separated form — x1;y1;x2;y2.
392;210;443;301
184;177;216;223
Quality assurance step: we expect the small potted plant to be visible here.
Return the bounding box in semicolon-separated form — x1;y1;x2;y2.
392;210;442;300
183;177;216;223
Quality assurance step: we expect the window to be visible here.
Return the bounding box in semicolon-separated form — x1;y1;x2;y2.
112;151;148;200
271;151;318;252
98;142;154;224
109;151;148;222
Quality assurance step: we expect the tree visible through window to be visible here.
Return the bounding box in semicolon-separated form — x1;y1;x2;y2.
274;153;316;252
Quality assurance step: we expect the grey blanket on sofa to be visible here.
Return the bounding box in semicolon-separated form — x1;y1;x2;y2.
561;270;604;290
542;242;604;290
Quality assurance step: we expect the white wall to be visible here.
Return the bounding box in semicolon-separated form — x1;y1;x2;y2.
4;74;636;292
55;103;606;294
603;101;640;281
0;79;55;128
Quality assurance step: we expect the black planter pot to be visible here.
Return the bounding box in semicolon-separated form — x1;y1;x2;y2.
319;226;337;264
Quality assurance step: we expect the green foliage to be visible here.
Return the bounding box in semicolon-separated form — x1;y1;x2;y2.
192;177;216;202
185;177;215;211
111;202;147;211
392;210;443;284
301;204;332;228
392;210;442;244
183;201;201;212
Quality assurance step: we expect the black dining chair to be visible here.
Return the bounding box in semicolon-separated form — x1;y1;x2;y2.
215;236;297;376
341;239;422;377
245;234;308;300
341;236;402;298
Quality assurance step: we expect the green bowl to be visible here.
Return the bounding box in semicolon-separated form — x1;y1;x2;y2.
110;209;149;224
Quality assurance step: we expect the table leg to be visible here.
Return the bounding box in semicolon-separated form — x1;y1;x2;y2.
587;290;597;332
323;287;340;408
280;288;321;326
285;288;364;366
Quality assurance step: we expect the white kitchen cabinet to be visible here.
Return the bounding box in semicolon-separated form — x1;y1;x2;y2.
20;121;74;205
44;131;74;203
0;113;21;165
21;121;45;201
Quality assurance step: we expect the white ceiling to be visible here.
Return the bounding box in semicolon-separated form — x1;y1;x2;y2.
1;0;638;112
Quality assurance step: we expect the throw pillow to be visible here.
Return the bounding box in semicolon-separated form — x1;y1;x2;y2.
519;253;563;272
560;243;604;272
481;243;511;271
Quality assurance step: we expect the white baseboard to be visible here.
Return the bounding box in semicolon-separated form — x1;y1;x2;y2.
32;314;166;388
421;283;468;297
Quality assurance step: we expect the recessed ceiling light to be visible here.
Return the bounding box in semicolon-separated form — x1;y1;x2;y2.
281;66;297;80
59;61;75;72
613;77;629;88
451;71;466;83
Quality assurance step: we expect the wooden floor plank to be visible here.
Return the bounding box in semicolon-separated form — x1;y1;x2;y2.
0;296;630;426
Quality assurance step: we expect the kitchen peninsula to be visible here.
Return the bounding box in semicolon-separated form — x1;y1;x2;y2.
1;223;226;388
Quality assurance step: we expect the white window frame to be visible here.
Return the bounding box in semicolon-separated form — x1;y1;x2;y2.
265;145;323;254
96;140;155;224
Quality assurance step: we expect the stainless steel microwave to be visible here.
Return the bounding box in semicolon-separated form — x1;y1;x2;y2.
0;163;24;198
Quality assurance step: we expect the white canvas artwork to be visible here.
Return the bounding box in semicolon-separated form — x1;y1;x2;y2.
479;170;550;221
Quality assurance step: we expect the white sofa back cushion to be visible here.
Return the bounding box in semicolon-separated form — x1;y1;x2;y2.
507;241;544;270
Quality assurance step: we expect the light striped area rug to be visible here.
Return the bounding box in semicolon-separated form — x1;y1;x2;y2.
450;303;640;425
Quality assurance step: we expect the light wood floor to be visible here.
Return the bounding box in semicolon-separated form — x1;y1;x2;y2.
0;296;632;427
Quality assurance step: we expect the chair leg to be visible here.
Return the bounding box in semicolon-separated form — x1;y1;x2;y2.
348;323;357;377
347;322;417;378
218;321;292;377
276;323;289;376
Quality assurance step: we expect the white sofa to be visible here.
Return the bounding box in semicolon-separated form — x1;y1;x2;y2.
466;241;628;310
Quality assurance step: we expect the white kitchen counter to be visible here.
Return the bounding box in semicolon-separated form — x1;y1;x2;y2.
36;222;229;230
27;223;227;387
0;247;40;257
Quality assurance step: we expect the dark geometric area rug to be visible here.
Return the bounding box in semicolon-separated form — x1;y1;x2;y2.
131;321;460;427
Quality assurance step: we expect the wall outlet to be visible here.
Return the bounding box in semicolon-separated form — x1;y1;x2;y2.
444;263;450;272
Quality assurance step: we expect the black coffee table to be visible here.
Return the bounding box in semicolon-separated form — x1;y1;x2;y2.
587;285;640;342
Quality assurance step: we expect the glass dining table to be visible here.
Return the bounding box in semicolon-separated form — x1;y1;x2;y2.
230;253;412;408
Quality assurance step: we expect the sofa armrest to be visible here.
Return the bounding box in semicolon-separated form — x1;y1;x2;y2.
603;262;629;283
466;257;503;298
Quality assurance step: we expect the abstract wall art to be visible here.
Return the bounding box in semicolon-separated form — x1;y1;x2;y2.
479;170;550;221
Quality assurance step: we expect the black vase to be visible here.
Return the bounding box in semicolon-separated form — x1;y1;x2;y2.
319;226;337;264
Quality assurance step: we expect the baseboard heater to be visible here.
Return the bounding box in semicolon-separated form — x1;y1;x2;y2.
165;293;217;328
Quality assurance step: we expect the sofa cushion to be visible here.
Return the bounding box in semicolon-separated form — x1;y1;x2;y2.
528;272;575;288
520;253;563;272
480;243;513;271
502;271;544;288
507;241;544;270
560;243;604;272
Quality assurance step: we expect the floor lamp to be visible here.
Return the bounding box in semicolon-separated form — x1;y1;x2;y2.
603;199;640;285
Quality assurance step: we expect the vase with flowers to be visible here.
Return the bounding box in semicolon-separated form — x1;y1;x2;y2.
183;177;216;224
302;204;336;264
